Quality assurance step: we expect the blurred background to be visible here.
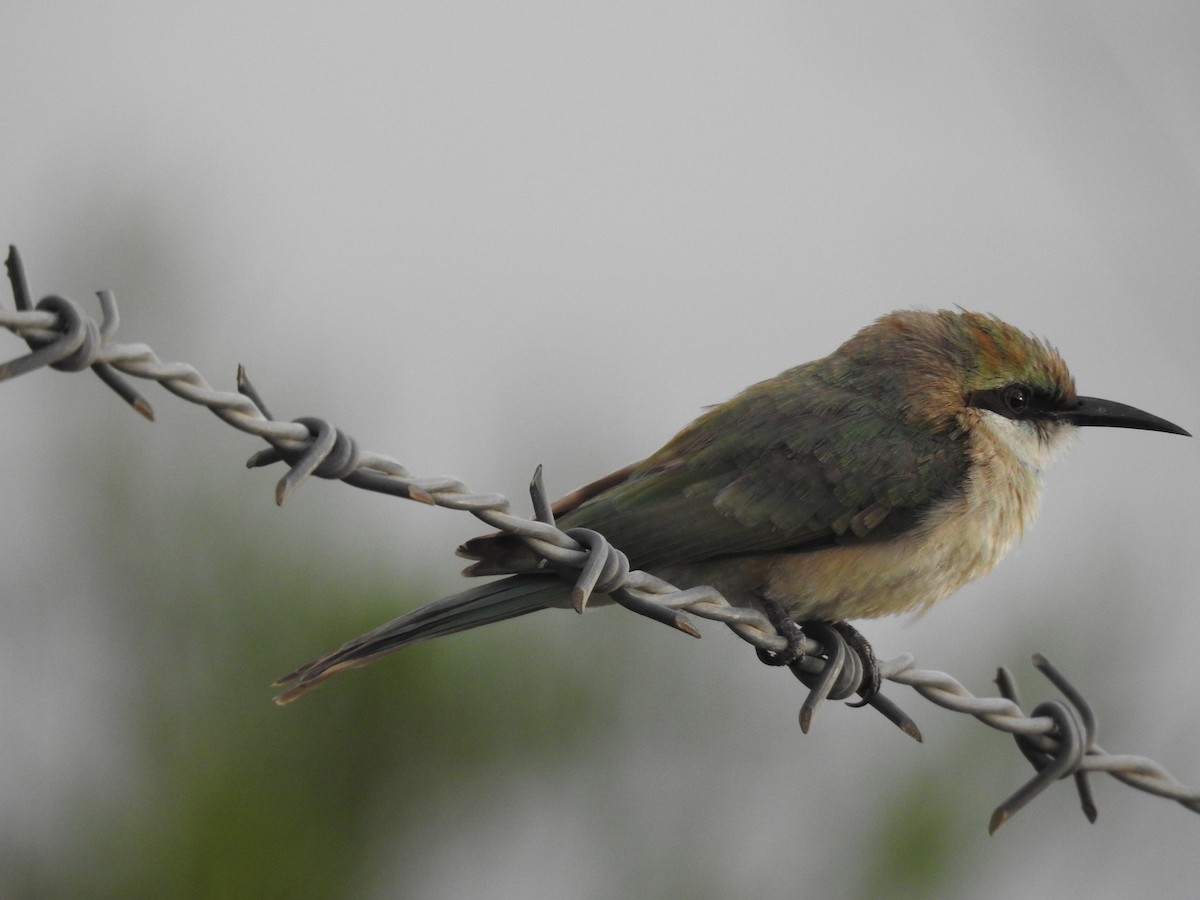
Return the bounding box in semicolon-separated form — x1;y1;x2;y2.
1;2;1198;897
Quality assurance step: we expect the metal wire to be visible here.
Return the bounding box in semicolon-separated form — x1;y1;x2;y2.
3;244;1198;832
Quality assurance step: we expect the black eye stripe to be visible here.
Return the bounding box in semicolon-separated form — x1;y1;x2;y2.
966;385;1070;420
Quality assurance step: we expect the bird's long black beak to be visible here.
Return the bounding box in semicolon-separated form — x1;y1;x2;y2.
1056;396;1191;436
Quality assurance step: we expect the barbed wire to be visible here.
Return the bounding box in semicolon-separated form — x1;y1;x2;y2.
2;244;1197;832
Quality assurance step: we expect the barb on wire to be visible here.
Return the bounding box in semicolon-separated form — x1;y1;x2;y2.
2;244;1198;832
2;248;154;419
883;653;1200;829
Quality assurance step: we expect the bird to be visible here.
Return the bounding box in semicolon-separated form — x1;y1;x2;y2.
273;309;1188;704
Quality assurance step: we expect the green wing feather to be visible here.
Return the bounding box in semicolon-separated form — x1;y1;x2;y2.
554;361;969;570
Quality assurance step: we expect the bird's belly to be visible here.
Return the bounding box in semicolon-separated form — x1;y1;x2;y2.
764;455;1044;621
764;523;1008;620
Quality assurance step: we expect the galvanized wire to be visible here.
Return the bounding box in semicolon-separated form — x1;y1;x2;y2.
3;244;1198;832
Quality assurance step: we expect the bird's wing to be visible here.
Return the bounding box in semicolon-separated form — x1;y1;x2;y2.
461;366;969;574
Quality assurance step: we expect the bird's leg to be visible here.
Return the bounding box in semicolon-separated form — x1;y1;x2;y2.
754;595;886;711
830;620;881;703
755;605;915;736
755;596;808;667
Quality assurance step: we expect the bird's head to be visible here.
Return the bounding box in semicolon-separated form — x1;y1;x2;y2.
836;309;1189;470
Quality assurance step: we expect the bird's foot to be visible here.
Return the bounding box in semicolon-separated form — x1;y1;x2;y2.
751;601;879;702
830;620;881;704
755;605;919;738
755;597;808;667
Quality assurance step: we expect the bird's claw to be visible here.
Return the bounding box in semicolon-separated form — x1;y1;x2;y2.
752;600;916;736
832;620;882;704
753;599;880;701
756;605;807;667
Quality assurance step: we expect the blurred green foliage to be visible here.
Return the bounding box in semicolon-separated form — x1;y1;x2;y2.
6;439;611;898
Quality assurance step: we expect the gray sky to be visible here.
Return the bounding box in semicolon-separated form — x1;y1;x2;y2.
2;3;1198;897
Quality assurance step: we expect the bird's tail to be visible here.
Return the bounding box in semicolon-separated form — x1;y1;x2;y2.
273;574;564;704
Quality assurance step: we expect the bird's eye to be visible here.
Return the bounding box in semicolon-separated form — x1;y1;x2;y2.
1002;384;1030;416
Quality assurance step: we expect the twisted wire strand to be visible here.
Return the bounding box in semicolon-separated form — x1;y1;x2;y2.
3;245;1197;831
